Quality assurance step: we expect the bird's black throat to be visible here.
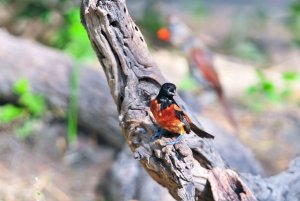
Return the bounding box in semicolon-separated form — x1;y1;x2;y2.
156;93;174;111
156;82;177;111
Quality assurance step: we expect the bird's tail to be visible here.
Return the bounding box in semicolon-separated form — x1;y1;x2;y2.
190;122;214;139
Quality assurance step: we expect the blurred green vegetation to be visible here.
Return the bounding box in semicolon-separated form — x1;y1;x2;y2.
287;1;300;48
136;3;164;47
222;9;268;63
14;78;45;116
1;0;94;60
0;104;25;124
185;0;209;19
0;78;45;138
0;1;91;142
68;64;80;144
245;69;300;111
51;8;95;60
178;75;199;91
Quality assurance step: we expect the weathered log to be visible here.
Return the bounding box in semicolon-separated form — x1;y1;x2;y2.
0;29;264;177
80;0;258;200
110;146;300;201
0;29;123;148
0;9;299;200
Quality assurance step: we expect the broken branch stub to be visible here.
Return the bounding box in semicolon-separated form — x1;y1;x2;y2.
80;0;256;200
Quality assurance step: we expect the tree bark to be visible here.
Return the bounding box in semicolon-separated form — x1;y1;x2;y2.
80;0;257;200
109;146;300;201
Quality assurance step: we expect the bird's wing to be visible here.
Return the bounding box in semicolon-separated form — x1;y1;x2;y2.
173;96;214;138
174;107;191;133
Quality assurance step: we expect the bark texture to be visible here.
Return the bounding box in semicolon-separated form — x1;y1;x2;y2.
110;146;300;201
80;0;257;200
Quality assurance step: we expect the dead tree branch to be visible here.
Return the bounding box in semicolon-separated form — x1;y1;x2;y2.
80;0;257;200
0;29;267;176
109;146;300;201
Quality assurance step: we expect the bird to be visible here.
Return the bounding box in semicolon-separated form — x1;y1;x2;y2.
157;15;238;129
150;83;214;145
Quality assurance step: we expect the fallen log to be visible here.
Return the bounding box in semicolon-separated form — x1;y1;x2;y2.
0;29;123;148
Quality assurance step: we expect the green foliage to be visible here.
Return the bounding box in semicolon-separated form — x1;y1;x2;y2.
283;71;299;81
184;0;209;18
287;1;300;48
245;69;300;111
14;78;30;95
15;1;50;20
178;74;198;91
0;104;25;123
13;78;45;116
52;8;95;60
0;78;46;139
223;9;268;63
2;2;87;142
20;93;45;116
232;41;266;63
67;64;80;144
3;1;94;60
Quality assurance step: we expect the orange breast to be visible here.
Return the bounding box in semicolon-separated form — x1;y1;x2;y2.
150;99;186;134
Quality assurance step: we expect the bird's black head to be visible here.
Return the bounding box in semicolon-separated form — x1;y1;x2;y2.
158;83;176;99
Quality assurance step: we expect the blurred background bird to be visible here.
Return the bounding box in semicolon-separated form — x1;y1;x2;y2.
157;15;238;130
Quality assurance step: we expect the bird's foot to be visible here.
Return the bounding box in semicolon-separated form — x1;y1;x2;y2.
151;128;164;141
167;135;184;145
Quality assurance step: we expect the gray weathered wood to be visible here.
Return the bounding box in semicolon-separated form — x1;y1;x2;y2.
241;157;300;201
80;0;257;200
110;146;300;201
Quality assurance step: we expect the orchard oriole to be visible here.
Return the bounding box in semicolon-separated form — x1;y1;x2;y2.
150;83;214;145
